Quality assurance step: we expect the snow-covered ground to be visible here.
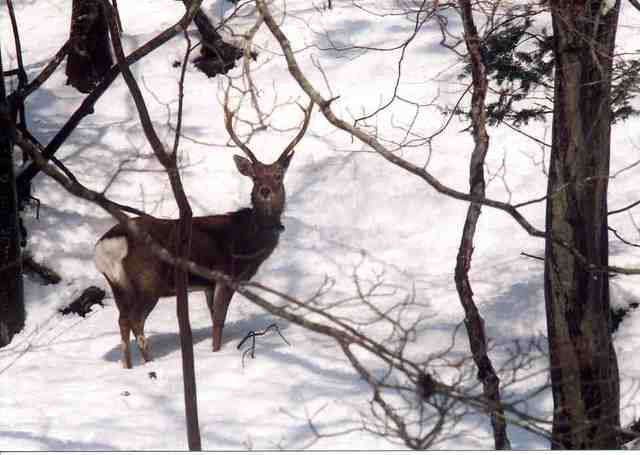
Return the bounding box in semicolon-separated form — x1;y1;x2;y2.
2;0;640;450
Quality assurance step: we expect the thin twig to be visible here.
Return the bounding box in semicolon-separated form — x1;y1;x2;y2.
237;323;290;366
520;251;545;262
609;226;640;248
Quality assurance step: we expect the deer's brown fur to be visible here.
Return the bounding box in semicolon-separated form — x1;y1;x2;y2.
95;100;312;368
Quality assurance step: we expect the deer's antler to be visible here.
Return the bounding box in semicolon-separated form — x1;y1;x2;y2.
279;98;314;161
223;103;259;163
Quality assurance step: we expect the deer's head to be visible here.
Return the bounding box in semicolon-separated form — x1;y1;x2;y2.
225;100;313;225
232;152;292;221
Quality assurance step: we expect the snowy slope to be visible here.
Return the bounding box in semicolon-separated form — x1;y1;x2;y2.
2;0;640;449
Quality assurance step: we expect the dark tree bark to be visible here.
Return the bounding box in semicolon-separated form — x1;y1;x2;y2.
15;2;195;195
6;0;29;161
545;0;621;448
0;47;25;348
66;0;114;93
181;0;247;78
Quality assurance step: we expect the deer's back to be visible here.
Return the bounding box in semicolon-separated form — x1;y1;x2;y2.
96;209;281;297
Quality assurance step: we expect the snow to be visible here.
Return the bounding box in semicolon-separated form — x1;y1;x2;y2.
2;0;640;450
602;0;617;16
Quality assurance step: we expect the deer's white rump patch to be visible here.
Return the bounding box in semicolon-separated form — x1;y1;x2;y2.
95;237;129;288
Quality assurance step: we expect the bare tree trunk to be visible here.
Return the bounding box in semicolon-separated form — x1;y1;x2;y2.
66;0;113;93
180;0;246;78
545;0;621;448
111;0;123;32
0;46;25;347
6;0;29;156
102;1;202;448
174;207;200;450
455;1;509;449
171;33;200;449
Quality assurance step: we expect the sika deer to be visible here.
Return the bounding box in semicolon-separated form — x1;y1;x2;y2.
94;101;313;368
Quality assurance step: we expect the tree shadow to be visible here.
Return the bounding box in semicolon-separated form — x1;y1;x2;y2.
0;430;116;451
101;307;290;366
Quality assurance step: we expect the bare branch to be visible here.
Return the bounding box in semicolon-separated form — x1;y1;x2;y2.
12;41;70;102
255;0;544;238
255;0;640;277
609;198;640;216
101;0;202;448
16;0;206;188
172;31;196;157
609;226;640;249
16;125;560;446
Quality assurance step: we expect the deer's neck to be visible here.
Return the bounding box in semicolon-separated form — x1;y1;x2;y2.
248;205;285;232
225;208;283;263
234;207;284;238
253;214;285;233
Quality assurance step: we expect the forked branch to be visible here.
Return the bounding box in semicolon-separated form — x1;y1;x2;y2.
254;0;640;276
15;127;558;447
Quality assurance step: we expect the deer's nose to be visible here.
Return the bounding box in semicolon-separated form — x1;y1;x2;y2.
259;187;272;199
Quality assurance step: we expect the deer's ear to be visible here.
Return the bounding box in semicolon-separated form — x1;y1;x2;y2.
233;155;254;177
279;149;295;170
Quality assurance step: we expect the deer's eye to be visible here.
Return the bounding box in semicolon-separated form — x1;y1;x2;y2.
274;173;283;182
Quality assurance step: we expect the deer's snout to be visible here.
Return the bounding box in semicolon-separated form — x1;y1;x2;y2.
259;186;272;199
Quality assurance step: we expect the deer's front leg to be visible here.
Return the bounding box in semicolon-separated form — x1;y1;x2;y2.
211;285;234;352
204;286;216;325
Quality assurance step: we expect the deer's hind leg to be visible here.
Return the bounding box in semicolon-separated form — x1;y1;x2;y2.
131;320;151;364
111;283;156;368
107;284;131;368
118;314;133;369
130;294;159;364
111;286;134;369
